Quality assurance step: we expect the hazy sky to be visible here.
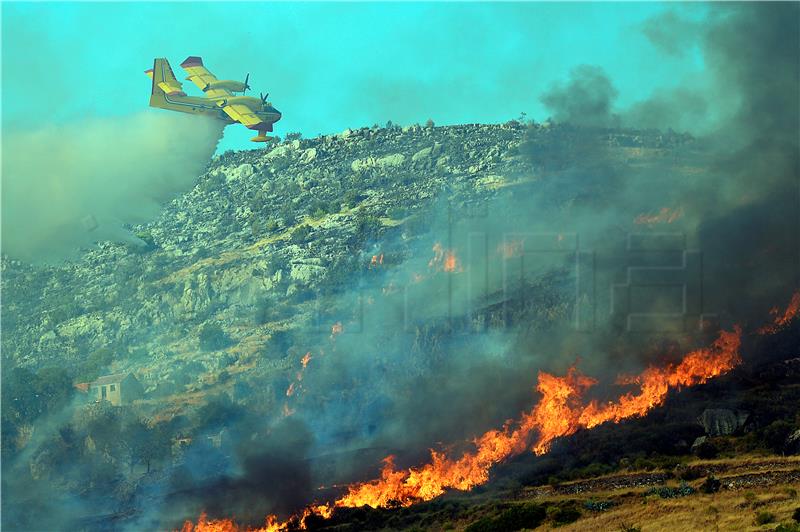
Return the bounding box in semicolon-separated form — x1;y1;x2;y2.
2;2;705;153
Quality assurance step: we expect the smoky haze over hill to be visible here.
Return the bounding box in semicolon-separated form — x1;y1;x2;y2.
1;113;223;263
1;3;797;530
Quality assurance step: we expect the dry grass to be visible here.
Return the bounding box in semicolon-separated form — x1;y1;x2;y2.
543;484;798;531
519;455;800;532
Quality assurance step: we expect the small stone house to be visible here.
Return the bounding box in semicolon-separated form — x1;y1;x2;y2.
87;373;144;406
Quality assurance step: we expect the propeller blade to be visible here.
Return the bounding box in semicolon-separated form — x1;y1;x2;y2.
243;73;250;93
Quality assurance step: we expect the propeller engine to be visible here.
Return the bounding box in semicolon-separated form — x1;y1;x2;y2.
202;74;252;94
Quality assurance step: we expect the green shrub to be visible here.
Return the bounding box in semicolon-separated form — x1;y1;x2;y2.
386;206;407;220
355;214;383;242
78;347;116;381
754;511;775;525
645;482;695;499
264;219;279;232
700;475;721;494
775;523;800;532
341;190;361;209
134;230;157;252
584;500;614;512
633;457;656;470
198;323;232;351
291;225;311;244
762;420;794;453
464;503;546;532
548;504;581;526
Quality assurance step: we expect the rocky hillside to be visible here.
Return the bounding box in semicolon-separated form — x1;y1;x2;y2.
8;121;800;532
1;121;691;409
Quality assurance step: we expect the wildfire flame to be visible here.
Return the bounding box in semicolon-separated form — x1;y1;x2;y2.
758;290;800;335
183;326;745;531
429;242;461;273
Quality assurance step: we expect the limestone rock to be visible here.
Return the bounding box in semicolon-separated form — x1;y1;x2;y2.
227;163;254;183
697;408;749;436
785;429;800;455
412;146;433;162
300;148;317;164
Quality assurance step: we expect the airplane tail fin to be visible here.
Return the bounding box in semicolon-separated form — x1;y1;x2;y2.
147;58;186;108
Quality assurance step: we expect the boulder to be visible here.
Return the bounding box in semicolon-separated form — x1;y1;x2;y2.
697;408;749;436
785;429;800;455
351;153;406;173
289;259;326;283
690;436;707;453
300;148;317;164
412;146;433;162
226;163;254;183
690;436;718;458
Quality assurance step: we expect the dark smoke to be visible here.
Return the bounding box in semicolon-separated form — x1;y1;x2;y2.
539;65;620;128
163;5;797;521
2;4;797;530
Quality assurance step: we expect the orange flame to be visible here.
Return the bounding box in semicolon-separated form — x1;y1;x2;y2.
370;254;384;268
301;351;312;369
758;290;800;335
429;243;461;273
185;326;745;530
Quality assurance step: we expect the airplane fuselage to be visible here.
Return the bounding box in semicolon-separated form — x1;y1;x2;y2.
146;56;282;142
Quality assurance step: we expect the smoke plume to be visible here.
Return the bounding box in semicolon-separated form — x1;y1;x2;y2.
1;113;224;262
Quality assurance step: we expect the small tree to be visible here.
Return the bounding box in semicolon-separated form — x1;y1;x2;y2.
199;323;232;351
120;418;171;474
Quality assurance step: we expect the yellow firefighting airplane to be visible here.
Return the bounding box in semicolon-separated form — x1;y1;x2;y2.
145;56;281;142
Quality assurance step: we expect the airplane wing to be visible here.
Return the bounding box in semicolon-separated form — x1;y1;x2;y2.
179;56;231;98
221;103;267;130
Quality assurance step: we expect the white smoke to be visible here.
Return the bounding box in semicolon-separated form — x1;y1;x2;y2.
1;112;224;262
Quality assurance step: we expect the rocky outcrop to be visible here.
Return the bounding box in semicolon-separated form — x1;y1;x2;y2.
697;408;749;436
785;429;800;455
0;121;691;394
